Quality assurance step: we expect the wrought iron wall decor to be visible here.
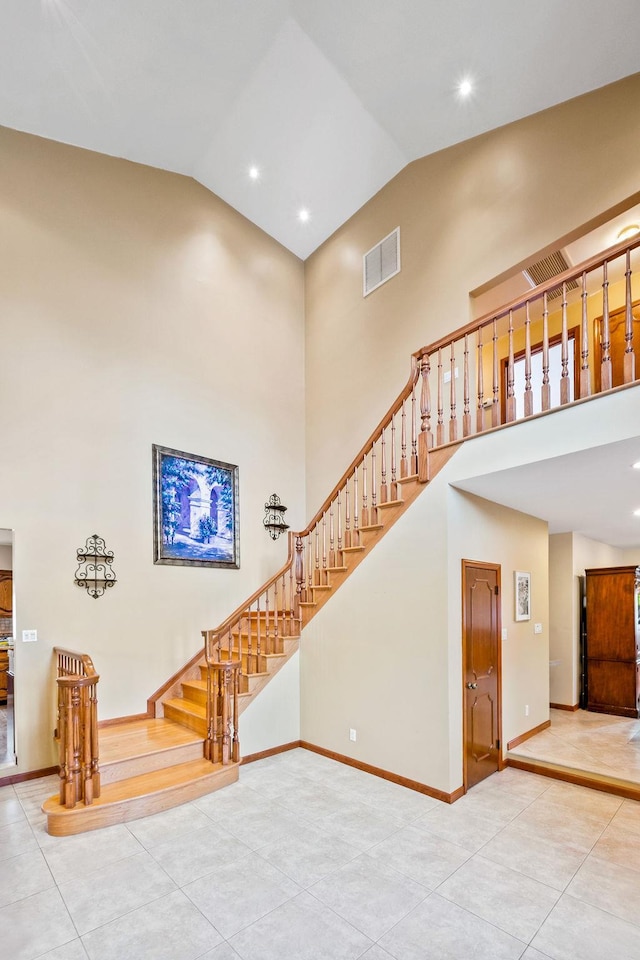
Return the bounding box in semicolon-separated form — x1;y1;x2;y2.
263;494;289;540
74;535;117;599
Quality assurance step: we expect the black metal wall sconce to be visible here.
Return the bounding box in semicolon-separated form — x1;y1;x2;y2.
263;494;289;540
74;534;117;599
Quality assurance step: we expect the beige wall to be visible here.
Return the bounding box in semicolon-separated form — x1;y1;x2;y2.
0;544;12;570
0;127;305;774
304;73;640;510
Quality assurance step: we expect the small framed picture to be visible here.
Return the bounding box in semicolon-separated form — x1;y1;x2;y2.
514;571;531;621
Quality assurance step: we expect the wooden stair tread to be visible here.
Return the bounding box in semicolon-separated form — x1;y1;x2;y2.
360;523;384;532
377;499;404;509
342;545;365;553
99;719;202;766
327;565;348;572
43;758;239;835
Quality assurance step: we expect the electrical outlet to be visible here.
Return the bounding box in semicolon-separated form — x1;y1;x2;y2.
525;704;530;717
349;728;357;742
534;623;543;634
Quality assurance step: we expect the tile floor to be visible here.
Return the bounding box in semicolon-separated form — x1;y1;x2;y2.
2;747;640;959
509;707;640;785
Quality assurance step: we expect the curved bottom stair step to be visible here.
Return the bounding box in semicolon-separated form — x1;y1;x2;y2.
99;718;204;784
42;758;239;836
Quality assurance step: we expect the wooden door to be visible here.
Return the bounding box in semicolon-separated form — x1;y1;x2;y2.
462;561;502;790
0;570;11;618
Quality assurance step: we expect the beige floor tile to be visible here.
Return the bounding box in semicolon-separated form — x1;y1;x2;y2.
414;802;504;853
256;821;362;887
316;802;405;851
37;941;89;959
532;893;640;960
0;887;77;960
147;821;252;886
58;850;177;935
480;822;587;891
378;893;526;960
0;848;55;907
228;890;373;960
566;854;640;926
437;854;560;942
80;889;222;960
0;818;38;862
309;852;429;940
509;797;608;851
366;824;470;890
590;820;640;870
125;800;214;848
184;851;301;939
42;823;144;884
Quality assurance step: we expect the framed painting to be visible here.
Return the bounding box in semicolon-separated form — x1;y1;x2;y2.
153;444;239;568
514;571;531;621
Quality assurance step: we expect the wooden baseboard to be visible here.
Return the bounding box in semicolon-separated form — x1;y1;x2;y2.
506;756;640;801
299;741;460;804
99;712;153;728
507;719;551;751
0;765;58;787
550;702;579;712
241;741;301;764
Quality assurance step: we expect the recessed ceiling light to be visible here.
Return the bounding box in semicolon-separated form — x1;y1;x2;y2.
634;508;640;517
617;224;640;242
633;461;640;470
248;166;260;181
457;77;474;99
298;208;310;223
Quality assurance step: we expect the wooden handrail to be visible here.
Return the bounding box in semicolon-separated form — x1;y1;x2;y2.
413;233;640;360
54;647;100;808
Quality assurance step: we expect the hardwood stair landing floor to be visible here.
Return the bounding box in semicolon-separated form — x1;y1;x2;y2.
42;758;239;836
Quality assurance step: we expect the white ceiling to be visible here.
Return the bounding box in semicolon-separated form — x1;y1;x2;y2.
453;437;640;550
1;0;639;258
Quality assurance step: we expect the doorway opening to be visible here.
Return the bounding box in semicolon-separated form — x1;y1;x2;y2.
462;559;503;791
0;529;15;769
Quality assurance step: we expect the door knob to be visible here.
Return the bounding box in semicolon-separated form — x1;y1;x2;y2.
466;682;478;690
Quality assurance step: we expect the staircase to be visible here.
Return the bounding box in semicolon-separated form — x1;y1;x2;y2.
43;232;640;835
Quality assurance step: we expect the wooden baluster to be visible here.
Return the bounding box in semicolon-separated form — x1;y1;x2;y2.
274;579;280;645
449;341;458;440
215;667;223;763
256;596;261;661
232;665;240;762
380;427;388;504
411;383;419;474
90;681;100;798
337;489;343;563
322;512;327;581
221;666;230;765
361;454;369;527
400;400;408;478
288;563;294;631
601;260;612;391
491;319;500;426
436;348;444;446
580;271;591;398
418;354;432;482
541;292;551;410
82;685;93;804
204;660;213;762
68;684;81;807
506;310;516;422
295;535;304;612
523;303;533;417
390;413;398;499
244;609;252;673
625;249;636;383
314;523;320;586
58;687;68;804
476;325;484;433
371;441;378;524
560;282;570;404
344;480;352;547
353;464;360;543
329;505;336;568
463;334;471;437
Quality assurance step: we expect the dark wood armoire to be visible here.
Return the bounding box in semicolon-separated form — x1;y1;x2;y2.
585;565;640;718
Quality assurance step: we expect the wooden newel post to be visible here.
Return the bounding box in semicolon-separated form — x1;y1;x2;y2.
418;354;433;483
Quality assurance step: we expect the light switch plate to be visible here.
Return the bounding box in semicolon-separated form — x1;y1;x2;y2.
22;629;37;643
534;623;543;634
501;628;508;641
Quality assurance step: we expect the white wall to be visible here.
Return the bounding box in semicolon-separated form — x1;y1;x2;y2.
0;545;12;570
0;127;305;775
241;651;300;757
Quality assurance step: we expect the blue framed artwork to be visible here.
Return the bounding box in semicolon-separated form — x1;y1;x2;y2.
153;444;239;568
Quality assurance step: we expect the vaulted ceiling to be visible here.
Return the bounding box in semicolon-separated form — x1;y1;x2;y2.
1;0;639;259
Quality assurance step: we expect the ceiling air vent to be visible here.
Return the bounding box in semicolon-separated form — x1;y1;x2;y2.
363;227;400;297
522;249;579;300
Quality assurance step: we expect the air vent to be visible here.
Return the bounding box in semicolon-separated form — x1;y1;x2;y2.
523;250;579;300
363;227;400;297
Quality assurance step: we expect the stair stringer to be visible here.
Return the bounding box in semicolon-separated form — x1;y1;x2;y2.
149;443;463;735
